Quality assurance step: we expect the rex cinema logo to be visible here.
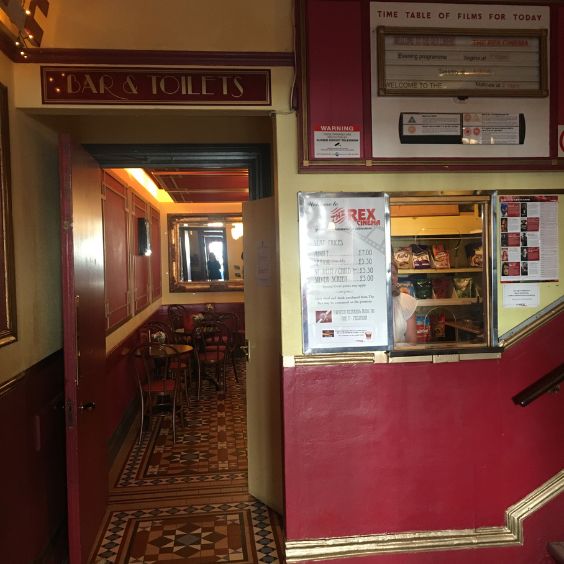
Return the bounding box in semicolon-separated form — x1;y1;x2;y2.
330;207;380;226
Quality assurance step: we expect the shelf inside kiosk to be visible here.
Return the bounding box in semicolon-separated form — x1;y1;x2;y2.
390;199;490;351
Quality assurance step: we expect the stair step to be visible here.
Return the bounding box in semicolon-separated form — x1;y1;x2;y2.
548;542;564;563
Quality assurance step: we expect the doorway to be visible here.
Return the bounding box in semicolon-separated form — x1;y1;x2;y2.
61;137;283;561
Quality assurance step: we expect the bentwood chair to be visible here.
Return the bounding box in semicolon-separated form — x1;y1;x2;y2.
138;320;191;411
191;320;231;398
167;305;190;344
216;312;241;382
132;343;184;444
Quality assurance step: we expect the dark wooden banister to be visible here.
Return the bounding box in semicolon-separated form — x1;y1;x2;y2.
512;364;564;407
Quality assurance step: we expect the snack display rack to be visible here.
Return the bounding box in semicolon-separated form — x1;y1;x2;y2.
390;195;493;350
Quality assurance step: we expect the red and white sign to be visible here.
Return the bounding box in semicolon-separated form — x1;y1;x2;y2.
559;125;564;157
313;124;361;159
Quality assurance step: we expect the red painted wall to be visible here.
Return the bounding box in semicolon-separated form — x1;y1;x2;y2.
283;313;564;560
305;0;367;160
557;5;564;125
0;352;67;563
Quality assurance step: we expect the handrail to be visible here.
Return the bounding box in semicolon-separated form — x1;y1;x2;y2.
512;364;564;407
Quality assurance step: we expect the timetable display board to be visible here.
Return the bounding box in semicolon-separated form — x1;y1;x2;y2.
370;2;551;159
376;27;547;98
298;192;391;354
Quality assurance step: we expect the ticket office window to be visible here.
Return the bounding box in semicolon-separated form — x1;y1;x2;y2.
390;195;494;352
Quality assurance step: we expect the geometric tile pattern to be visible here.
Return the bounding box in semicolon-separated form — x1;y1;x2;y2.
114;363;248;490
93;500;283;563
93;359;285;562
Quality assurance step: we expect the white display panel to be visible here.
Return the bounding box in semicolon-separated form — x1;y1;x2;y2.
370;2;550;158
298;192;391;353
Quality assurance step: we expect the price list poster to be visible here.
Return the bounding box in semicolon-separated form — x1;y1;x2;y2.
298;193;390;353
499;194;559;282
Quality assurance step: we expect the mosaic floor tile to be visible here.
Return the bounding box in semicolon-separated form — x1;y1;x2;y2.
114;364;248;491
94;500;283;563
95;359;285;562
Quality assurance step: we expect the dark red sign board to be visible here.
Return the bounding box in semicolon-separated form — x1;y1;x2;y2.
41;66;271;105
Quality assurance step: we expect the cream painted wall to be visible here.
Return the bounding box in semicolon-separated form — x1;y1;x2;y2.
0;55;61;384
274;113;564;357
41;0;293;52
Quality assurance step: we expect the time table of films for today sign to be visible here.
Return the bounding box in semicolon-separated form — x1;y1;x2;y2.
298;192;390;353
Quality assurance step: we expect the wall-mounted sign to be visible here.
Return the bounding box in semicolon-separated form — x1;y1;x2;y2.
559;125;564;158
41;66;271;105
502;283;540;308
499;194;559;283
313;124;361;158
399;112;525;144
377;27;547;98
298;192;390;354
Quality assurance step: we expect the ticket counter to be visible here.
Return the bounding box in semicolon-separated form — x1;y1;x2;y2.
390;195;494;353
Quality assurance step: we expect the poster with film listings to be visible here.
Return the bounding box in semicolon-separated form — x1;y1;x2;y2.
298;193;389;353
499;195;559;282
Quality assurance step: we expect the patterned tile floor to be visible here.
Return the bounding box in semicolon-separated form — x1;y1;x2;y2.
92;361;285;563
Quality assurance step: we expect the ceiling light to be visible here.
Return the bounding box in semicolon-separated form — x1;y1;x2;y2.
126;168;173;202
231;223;244;240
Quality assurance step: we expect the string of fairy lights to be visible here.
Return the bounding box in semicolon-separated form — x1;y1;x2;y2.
14;5;33;59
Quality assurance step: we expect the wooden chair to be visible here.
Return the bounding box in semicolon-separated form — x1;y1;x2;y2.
191;320;231;398
132;343;184;444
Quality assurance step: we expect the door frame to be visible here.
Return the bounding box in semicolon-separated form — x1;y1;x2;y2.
85;143;272;200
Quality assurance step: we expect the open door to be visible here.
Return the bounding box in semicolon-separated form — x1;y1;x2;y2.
243;197;284;514
60;135;108;563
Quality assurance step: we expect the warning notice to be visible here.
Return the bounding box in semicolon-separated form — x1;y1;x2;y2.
314;124;361;158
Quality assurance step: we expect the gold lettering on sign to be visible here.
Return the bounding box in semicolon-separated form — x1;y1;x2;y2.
66;74;81;94
232;77;244;98
202;76;215;95
221;76;229;95
81;74;98;94
99;75;114;94
185;76;196;95
123;76;138;95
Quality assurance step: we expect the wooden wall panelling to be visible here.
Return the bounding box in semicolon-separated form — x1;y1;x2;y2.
301;0;367;167
132;193;150;313
150;205;161;300
0;352;66;563
103;172;131;332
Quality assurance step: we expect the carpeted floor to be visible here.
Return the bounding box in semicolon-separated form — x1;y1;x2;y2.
92;361;284;563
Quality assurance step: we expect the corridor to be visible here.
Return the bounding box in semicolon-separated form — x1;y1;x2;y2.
91;361;284;563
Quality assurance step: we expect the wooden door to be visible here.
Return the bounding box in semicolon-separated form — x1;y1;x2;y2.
243;197;284;514
60;135;108;563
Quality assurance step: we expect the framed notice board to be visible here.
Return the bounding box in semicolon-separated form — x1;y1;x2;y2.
298;192;391;353
297;0;562;171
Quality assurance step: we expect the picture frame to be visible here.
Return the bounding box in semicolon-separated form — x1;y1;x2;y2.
0;82;16;347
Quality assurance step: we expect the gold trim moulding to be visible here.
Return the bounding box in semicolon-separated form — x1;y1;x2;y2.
285;470;564;562
289;351;503;367
500;302;564;350
293;352;387;366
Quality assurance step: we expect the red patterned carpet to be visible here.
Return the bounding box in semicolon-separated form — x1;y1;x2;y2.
92;361;284;563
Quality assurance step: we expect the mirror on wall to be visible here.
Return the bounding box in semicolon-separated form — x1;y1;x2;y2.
168;214;244;292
